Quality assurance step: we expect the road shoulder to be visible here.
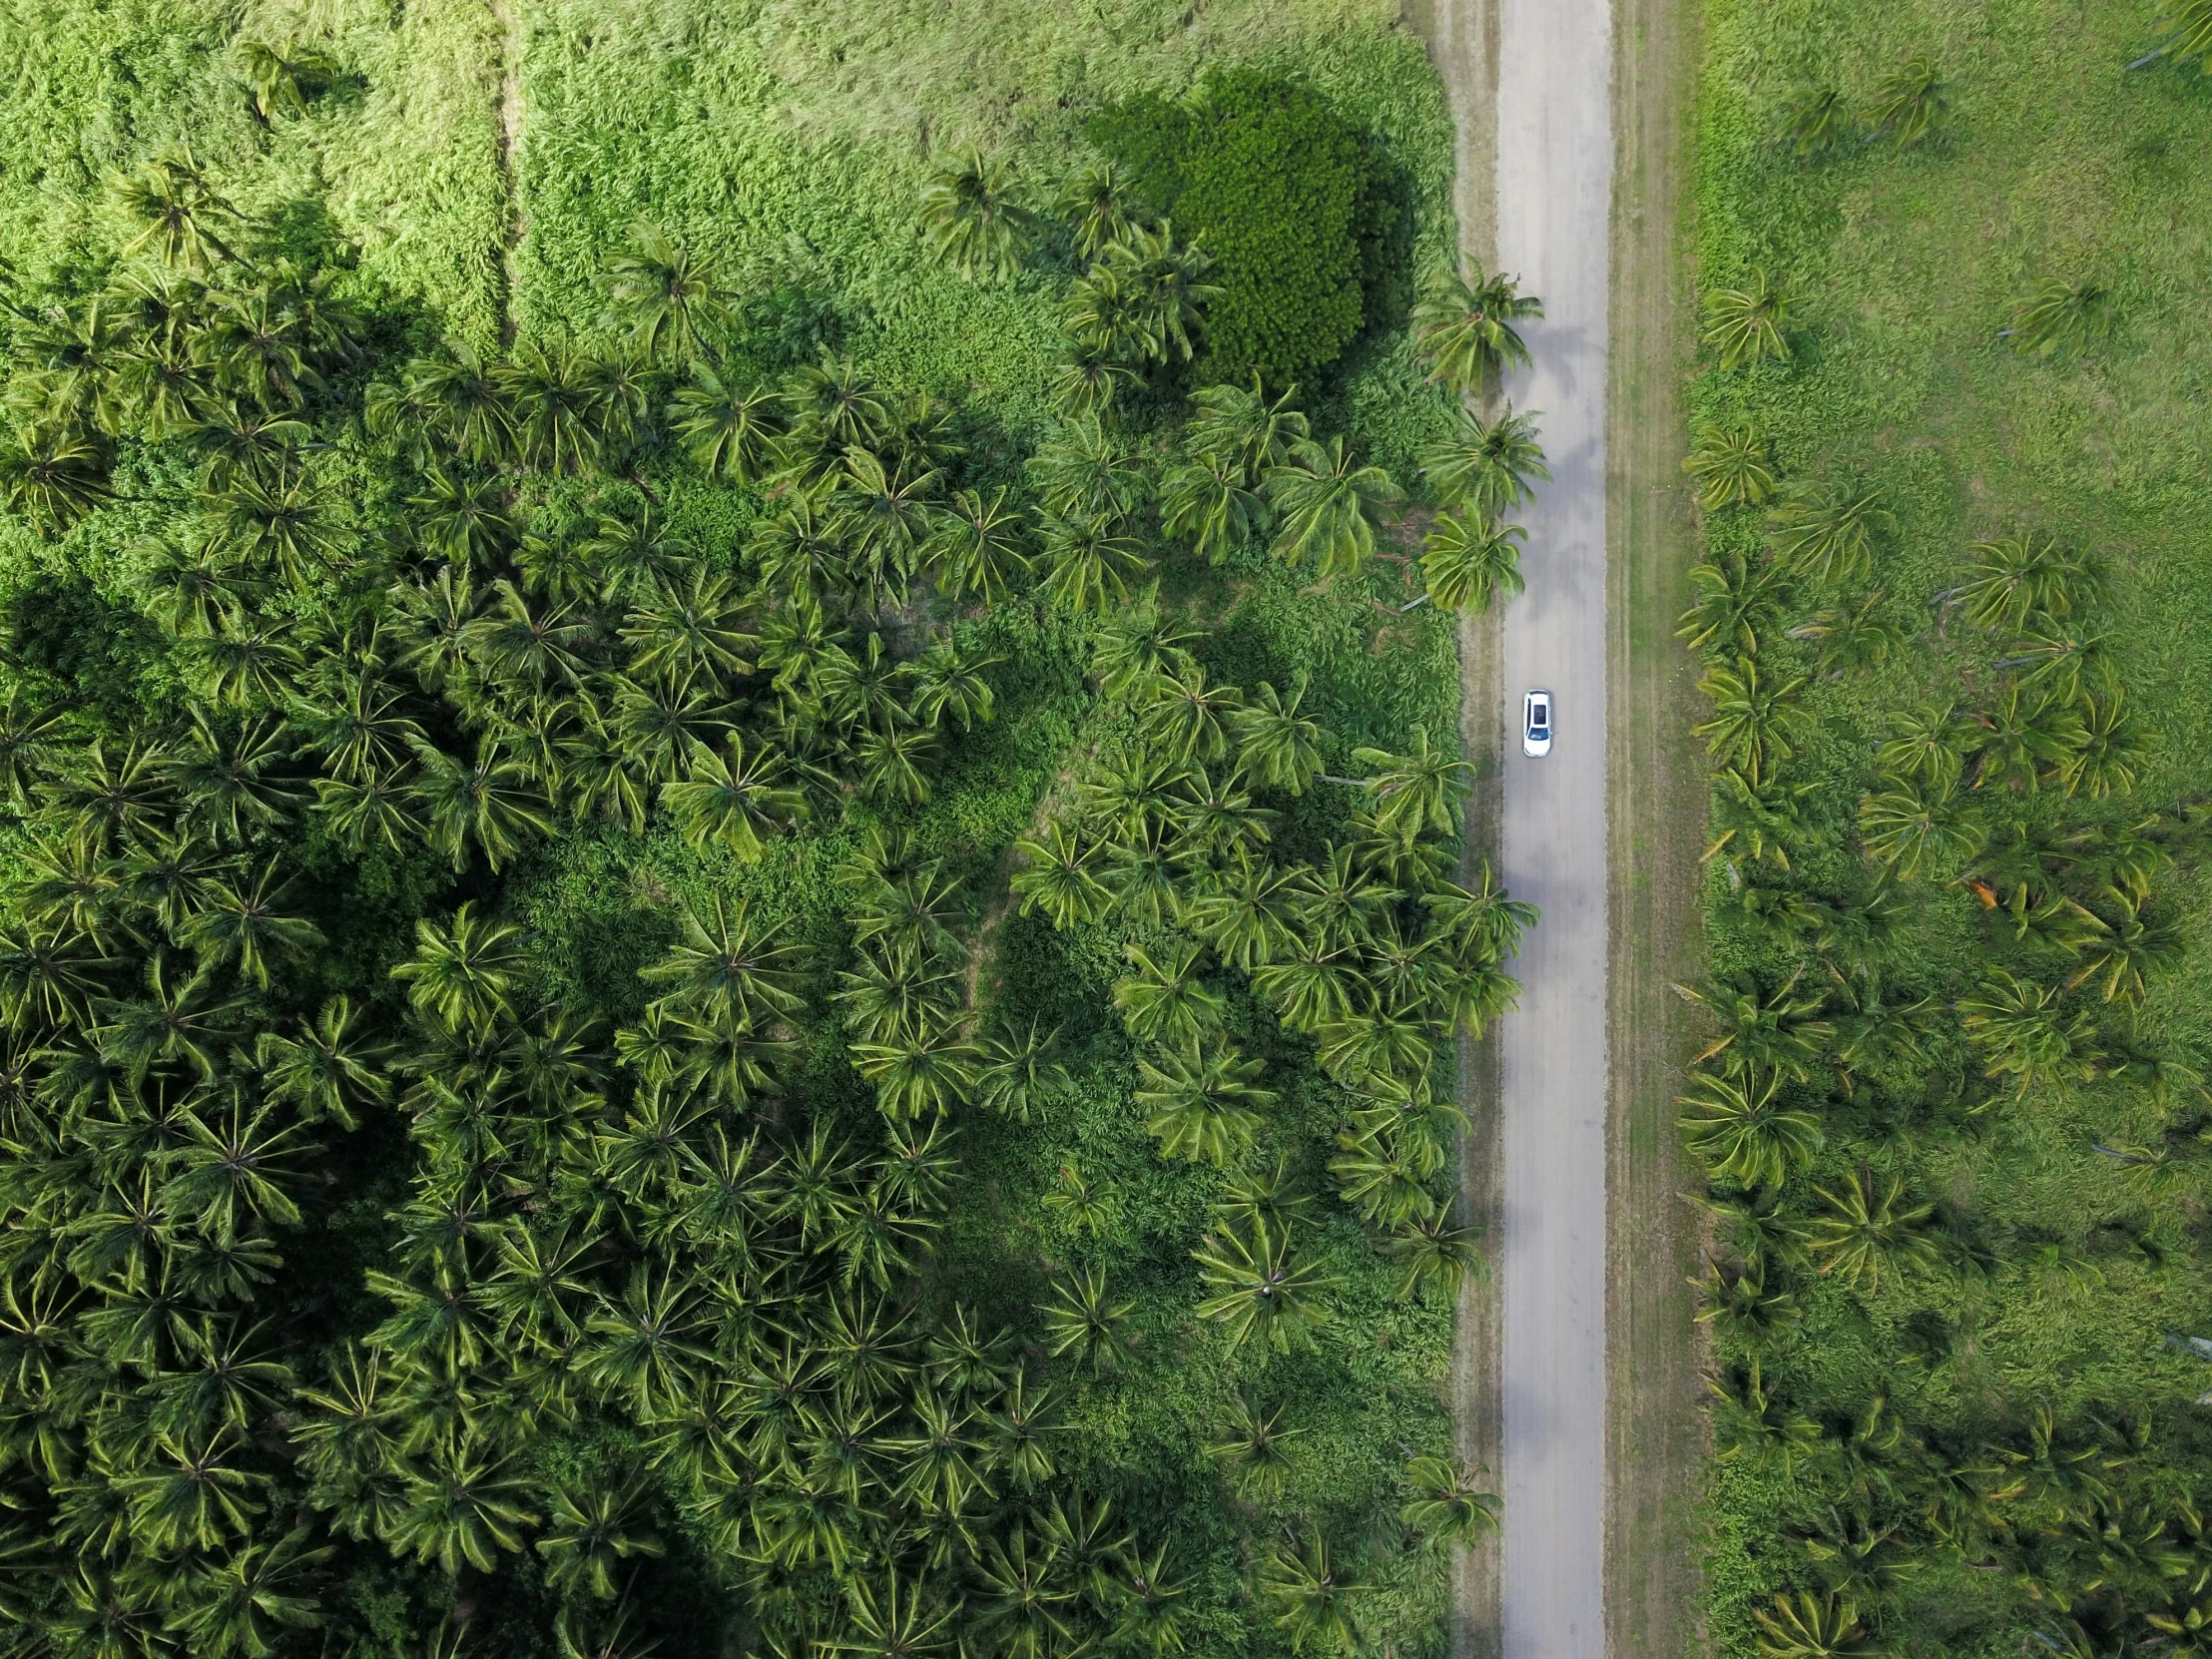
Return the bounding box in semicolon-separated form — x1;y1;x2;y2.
1604;0;1709;1652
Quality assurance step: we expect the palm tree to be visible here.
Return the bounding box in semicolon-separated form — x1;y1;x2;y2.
1159;448;1267;564
642;895;805;1032
1753;1590;1885;1658
919;150;1036;279
1038;514;1149;615
1956;968;2097;1095
1227;679;1325;796
1011;823;1111;928
1421;403;1549;517
1778;84;1853;159
1412;267;1542;394
1194;1219;1333;1353
177;861;323;987
1684;421;1777;509
1041;1266;1134;1375
1057;161;1140;262
1266;436;1403;576
608;222;735;360
1857;780;1979;878
499;336;608;475
1804;1168;1938;1295
1420;511;1526;614
537;1468;665;1600
1768;482;1892;586
1113;939;1224;1049
838;1565;958;1658
1207;1390;1300;1494
1951;534;2098;633
1676;1069;1823;1187
663;734;806;859
1096;223;1220;364
110;145;239;269
1702;269;1793;370
2136;1;2212;70
1400;1454;1501;1546
1865;55;1950;149
1261;1534;1369;1655
1386;1210;1487;1302
673;363;788;482
1135;1042;1273;1165
2007;277;2113;357
1677;550;1790;656
1675;968;1834;1082
926;487;1032;604
1693;657;1812;783
237;38;336;124
1352;729;1475;839
0;424;113;527
389;1447;537;1574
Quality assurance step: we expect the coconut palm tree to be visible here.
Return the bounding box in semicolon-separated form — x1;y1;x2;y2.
663;735;806;859
1351;729;1475;839
1684;421;1778;509
1805;1169;1939;1295
1041;1266;1133;1376
1866;55;1950;149
1057;161;1141;262
111;145;239;269
1420;403;1549;516
1420;511;1526;614
608;222;736;360
1095;224;1219;364
926;487;1032;604
1768;482;1892;586
1113;939;1224;1049
1956;969;2097;1095
1159;447;1267;564
1950;534;2098;634
1675;968;1834;1082
1206;1390;1300;1494
1676;1069;1823;1187
1753;1591;1886;1658
1401;1454;1500;1546
1779;84;1854;159
1412;268;1543;394
1038;515;1149;615
237;38;336;124
1677;550;1791;656
1265;435;1397;579
2007;278;2112;358
1857;781;1980;878
673;364;787;482
1195;1217;1332;1353
0;424;113;527
919;150;1037;280
1135;1042;1272;1165
1011;823;1112;928
1702;270;1794;370
1261;1533;1369;1655
1694;658;1812;783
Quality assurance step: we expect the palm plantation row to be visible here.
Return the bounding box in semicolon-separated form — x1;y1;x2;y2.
1676;48;2212;1654
0;128;1524;1657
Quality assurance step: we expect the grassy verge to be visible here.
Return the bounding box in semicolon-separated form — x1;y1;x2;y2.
1686;3;2212;1655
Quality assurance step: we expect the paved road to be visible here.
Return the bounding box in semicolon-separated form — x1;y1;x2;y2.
1494;0;1613;1653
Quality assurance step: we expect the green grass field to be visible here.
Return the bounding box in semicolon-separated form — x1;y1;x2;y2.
1686;3;2212;1654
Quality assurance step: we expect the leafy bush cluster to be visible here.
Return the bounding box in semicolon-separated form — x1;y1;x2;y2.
1087;72;1395;390
0;100;1502;1656
1683;6;2212;1654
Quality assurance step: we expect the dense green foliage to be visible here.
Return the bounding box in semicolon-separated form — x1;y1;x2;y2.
0;3;1516;1655
1090;73;1395;389
1686;2;2212;1655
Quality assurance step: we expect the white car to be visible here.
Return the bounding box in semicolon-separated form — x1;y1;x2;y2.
1522;689;1553;758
